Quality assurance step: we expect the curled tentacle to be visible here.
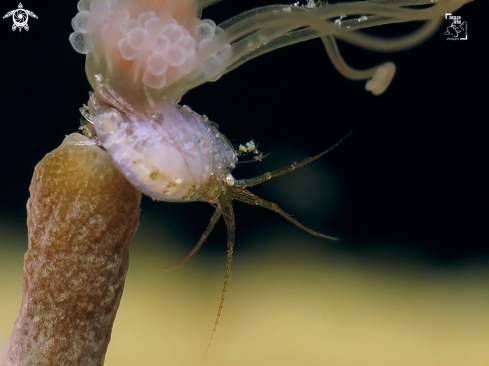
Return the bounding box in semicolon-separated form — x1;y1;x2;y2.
70;0;471;108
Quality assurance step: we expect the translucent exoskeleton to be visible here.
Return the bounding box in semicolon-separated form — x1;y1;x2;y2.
70;0;473;352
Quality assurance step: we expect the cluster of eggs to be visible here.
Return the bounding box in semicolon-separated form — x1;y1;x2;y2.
117;13;197;89
70;1;232;91
69;1;238;202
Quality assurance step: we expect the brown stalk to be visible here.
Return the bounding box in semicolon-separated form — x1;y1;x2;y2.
3;133;141;366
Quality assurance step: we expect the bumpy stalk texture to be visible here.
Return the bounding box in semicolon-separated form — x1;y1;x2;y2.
4;133;141;366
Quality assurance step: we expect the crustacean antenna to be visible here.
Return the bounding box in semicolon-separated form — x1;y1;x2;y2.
165;131;351;354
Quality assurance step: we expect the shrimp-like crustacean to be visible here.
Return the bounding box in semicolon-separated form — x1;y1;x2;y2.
69;0;473;350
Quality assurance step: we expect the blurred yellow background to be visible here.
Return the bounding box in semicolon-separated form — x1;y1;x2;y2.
1;213;487;366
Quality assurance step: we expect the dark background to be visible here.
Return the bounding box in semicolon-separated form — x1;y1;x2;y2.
1;0;487;262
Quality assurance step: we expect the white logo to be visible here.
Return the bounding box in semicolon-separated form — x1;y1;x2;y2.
443;13;467;41
3;3;38;32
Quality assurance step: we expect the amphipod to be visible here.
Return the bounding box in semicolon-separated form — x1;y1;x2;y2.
70;0;472;351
